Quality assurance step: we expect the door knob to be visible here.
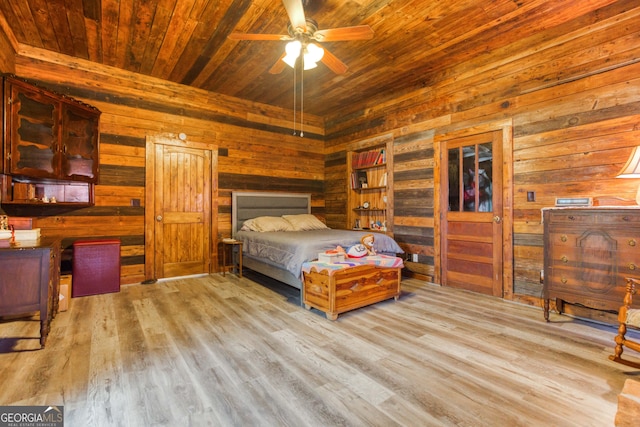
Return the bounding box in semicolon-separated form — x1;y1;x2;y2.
493;215;502;223
156;215;163;222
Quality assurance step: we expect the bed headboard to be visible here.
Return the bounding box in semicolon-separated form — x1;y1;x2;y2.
232;191;311;236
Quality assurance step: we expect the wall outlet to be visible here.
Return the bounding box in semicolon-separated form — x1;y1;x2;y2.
412;253;419;262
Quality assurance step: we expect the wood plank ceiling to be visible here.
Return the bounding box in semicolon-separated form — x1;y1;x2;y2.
0;0;616;117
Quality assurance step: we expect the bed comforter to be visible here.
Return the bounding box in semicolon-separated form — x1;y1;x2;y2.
235;229;404;278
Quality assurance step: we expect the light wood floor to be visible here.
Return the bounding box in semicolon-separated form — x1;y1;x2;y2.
1;273;638;426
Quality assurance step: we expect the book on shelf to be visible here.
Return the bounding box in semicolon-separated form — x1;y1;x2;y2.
379;171;387;187
353;149;386;168
368;150;377;165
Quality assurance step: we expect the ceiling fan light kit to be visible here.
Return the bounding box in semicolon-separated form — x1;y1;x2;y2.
283;41;325;69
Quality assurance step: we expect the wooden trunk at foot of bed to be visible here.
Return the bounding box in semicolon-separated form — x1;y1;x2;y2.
302;264;401;320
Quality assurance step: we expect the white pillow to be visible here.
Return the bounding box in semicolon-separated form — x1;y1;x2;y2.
282;214;328;231
241;216;293;232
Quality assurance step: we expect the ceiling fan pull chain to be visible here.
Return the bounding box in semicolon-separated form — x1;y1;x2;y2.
300;62;304;138
292;60;297;136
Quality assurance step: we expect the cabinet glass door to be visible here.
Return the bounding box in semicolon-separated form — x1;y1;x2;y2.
61;103;99;181
9;86;59;179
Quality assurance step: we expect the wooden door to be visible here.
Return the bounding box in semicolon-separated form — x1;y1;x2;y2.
145;134;217;280
440;130;504;297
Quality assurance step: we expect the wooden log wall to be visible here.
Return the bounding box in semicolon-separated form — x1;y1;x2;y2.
0;22;14;74
2;2;638;314
324;2;640;308
3;46;325;285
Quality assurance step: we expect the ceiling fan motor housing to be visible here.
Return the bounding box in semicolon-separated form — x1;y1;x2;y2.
288;18;319;40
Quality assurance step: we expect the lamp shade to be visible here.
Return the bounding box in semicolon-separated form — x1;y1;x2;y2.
282;40;301;67
302;60;317;70
617;146;640;178
305;43;324;63
285;40;301;57
617;146;640;205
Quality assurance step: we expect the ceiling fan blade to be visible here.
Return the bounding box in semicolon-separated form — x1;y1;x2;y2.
314;25;374;42
282;0;306;32
321;47;348;74
228;33;289;41
269;52;287;74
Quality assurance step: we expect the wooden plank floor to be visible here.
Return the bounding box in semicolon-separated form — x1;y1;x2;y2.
0;274;637;426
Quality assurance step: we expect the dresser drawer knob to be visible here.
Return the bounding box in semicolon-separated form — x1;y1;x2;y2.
629;239;637;247
623;216;631;222
568;215;576;221
561;256;568;263
630;263;637;271
560;235;567;242
561;278;567;284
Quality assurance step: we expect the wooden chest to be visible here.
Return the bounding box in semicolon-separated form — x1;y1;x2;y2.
302;263;401;320
543;207;640;320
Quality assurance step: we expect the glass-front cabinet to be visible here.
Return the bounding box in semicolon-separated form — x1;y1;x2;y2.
4;77;100;182
1;75;100;209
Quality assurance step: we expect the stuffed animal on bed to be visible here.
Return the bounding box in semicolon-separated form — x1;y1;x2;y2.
334;244;364;258
333;234;375;258
345;244;368;258
361;234;376;255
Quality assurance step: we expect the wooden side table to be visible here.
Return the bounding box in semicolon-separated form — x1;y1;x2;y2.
221;239;243;277
0;238;61;348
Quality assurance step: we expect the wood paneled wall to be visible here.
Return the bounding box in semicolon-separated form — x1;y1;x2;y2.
0;15;15;75
6;46;325;285
323;2;640;306
3;2;639;311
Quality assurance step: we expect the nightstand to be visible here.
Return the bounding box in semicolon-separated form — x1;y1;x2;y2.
221;239;243;278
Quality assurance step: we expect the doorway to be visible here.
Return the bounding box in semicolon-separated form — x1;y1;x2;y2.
435;122;513;298
145;133;218;281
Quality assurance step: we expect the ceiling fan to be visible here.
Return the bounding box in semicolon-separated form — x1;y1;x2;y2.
228;0;374;74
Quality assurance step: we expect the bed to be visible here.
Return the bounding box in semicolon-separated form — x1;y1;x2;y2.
231;191;404;289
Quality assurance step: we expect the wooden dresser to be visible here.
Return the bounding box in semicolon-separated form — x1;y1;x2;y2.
543;207;640;321
0;237;61;347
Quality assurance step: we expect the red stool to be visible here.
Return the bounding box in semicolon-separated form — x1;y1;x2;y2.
72;239;121;297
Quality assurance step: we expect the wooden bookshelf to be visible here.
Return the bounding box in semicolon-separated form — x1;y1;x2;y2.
347;142;393;234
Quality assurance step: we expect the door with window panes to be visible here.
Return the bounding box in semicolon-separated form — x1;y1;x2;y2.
441;130;503;296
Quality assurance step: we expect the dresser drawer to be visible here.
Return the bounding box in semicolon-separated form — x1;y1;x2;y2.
549;231;640;259
596;212;640;225
549;243;640;278
547;232;580;247
546;212;594;224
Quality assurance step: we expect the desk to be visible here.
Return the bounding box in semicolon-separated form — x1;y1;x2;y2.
0;238;60;348
221;239;242;278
